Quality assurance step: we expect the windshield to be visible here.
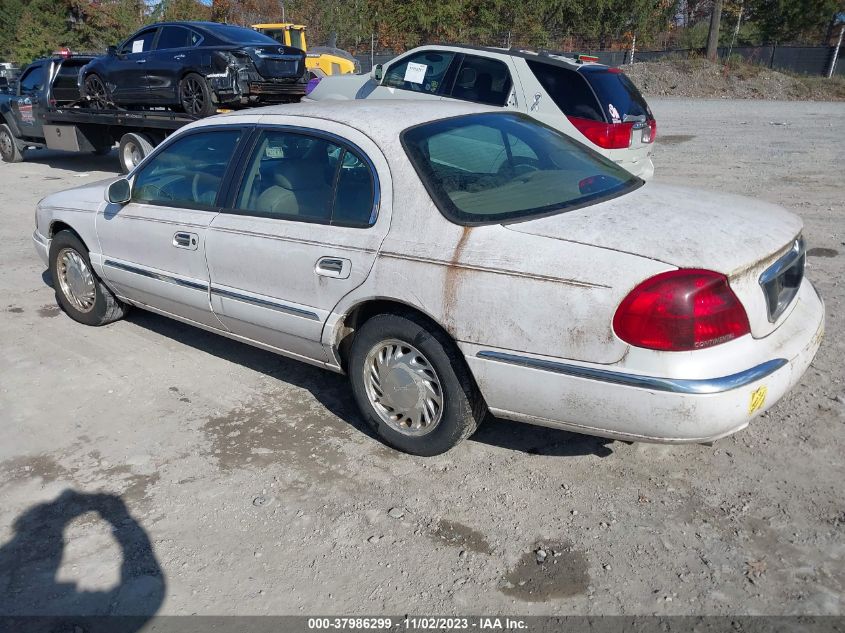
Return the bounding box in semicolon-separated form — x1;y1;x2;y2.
401;113;642;225
207;24;279;45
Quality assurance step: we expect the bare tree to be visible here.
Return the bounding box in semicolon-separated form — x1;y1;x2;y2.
706;0;723;60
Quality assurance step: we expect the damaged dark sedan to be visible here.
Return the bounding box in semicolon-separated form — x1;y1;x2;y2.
79;21;307;117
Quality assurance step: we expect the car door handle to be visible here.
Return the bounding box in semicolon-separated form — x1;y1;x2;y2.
136;59;147;64
173;54;186;60
315;257;351;279
173;232;198;250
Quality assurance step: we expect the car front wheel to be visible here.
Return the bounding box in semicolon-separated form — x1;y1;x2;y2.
179;73;216;118
348;312;486;456
49;230;127;326
84;73;111;109
0;124;22;163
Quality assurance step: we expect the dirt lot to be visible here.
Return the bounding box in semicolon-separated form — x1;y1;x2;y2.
0;99;843;617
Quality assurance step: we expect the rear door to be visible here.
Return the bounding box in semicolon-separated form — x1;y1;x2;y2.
441;53;520;109
375;50;458;101
205;123;389;363
96;126;245;328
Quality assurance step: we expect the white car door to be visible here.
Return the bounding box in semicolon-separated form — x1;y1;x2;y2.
205;123;391;363
96;127;245;328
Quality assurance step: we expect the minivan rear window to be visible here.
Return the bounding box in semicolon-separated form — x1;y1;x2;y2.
526;60;603;121
578;66;652;123
402;112;641;225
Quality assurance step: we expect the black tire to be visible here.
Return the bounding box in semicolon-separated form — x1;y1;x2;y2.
179;73;216;118
84;73;111;109
348;312;486;456
118;132;154;174
49;230;127;326
0;123;23;163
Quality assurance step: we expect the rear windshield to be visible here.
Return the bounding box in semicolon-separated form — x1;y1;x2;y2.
526;60;652;123
579;66;652;123
401;112;641;225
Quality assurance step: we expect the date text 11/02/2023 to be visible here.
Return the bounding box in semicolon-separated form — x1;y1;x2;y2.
307;617;528;630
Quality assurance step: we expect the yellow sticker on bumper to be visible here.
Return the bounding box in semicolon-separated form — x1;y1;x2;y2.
749;386;768;414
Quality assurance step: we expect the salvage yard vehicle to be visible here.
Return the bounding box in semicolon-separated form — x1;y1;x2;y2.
0;51;203;173
253;23;360;76
79;21;307;117
306;45;656;179
33;101;823;456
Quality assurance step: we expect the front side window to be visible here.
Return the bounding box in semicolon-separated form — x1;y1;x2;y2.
121;28;157;55
156;26;189;50
447;55;512;107
133;130;242;208
402;113;641;225
234;129;376;227
383;51;455;95
19;66;44;93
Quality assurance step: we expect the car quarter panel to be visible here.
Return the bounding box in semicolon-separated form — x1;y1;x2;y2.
325;151;668;365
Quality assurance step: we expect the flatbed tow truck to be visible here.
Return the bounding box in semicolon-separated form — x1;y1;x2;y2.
0;51;234;174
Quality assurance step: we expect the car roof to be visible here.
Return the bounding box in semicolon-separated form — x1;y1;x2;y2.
406;43;610;72
211;100;501;145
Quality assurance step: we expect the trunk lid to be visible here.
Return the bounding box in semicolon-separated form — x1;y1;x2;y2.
504;182;804;337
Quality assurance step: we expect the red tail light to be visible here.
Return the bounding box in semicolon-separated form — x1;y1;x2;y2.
567;116;633;149
643;119;657;144
613;269;750;351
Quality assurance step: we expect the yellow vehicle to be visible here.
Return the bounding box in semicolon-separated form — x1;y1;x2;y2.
253;23;360;76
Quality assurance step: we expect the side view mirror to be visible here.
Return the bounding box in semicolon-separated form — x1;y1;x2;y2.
106;178;131;204
371;64;383;83
107;45;117;56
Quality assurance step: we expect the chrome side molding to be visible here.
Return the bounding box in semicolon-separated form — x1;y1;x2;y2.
476;350;788;395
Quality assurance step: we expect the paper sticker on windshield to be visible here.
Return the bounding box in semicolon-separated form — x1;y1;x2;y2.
404;62;427;84
608;103;621;123
265;146;284;158
132;39;144;53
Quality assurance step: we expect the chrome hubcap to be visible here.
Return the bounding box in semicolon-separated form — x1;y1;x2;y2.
57;248;96;313
122;141;142;170
363;339;444;436
0;131;12;157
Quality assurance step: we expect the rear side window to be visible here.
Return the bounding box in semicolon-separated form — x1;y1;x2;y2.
383;51;456;95
578;67;652;123
526;60;603;121
448;54;512;107
156;26;190;50
233;130;376;227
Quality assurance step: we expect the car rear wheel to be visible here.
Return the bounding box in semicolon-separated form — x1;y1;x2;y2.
118;132;154;174
49;230;127;326
348;312;486;456
84;73;111;109
179;73;216;118
0;124;22;163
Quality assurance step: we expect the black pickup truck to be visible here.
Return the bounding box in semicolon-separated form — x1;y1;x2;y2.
1;54;196;173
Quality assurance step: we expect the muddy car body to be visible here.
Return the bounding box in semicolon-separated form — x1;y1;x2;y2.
79;22;306;117
32;101;823;455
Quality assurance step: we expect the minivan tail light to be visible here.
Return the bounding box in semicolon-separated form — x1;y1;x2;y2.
613;269;750;351
642;119;657;143
567;116;633;149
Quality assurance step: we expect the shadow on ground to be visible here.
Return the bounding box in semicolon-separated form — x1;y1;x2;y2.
127;310;615;458
0;489;164;624
22;149;120;175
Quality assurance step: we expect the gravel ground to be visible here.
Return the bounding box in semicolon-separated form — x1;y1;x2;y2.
0;99;843;617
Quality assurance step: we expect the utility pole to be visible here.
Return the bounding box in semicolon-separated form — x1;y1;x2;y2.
728;2;743;58
706;0;723;61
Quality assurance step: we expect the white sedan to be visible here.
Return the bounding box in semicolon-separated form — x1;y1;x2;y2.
33;101;823;456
